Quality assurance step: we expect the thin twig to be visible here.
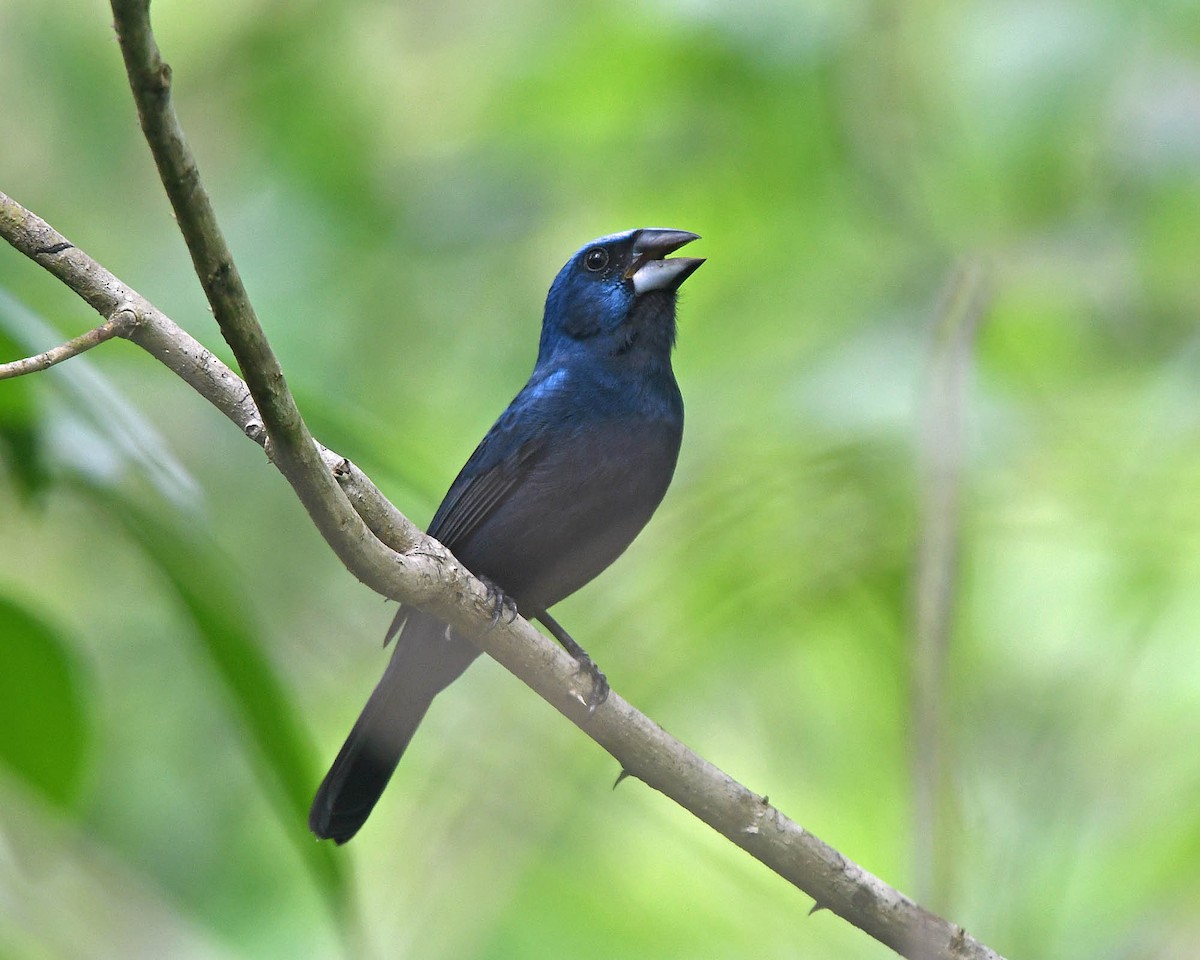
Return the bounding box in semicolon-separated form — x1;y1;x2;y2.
0;314;130;380
0;189;416;548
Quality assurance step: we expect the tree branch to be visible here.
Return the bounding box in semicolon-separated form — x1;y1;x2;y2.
0;191;418;553
0;5;1008;957
109;0;395;595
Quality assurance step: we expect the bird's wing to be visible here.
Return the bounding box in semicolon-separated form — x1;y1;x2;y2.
383;427;548;645
424;366;574;551
383;372;572;646
427;428;548;550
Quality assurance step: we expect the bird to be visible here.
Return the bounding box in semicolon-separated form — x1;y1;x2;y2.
309;227;704;844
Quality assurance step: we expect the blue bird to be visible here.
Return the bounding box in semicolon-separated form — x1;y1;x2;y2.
310;228;704;843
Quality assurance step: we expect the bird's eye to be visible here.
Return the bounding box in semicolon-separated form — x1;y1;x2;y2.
583;248;609;272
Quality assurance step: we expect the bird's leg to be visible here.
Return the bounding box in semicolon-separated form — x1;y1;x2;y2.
535;610;609;714
478;576;519;626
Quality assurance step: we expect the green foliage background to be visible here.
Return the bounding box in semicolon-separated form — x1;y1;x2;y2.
2;0;1200;957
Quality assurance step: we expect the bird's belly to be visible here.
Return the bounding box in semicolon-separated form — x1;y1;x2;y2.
454;421;680;609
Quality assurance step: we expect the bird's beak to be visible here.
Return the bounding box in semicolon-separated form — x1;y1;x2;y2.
625;228;705;294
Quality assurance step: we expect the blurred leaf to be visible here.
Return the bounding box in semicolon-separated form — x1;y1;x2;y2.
0;289;200;509
0;322;52;502
0;594;90;809
0;285;352;934
97;490;352;932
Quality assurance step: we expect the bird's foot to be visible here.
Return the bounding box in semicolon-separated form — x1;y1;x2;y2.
535;610;609;715
569;651;609;715
479;576;519;626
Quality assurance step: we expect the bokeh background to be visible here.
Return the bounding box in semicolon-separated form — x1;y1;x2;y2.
3;0;1200;957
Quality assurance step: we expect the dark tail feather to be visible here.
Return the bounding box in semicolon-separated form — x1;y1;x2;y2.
309;610;479;843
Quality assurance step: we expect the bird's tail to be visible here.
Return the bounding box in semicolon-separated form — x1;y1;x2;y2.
308;609;479;843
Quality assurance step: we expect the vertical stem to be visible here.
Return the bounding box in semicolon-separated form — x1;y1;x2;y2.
911;258;990;907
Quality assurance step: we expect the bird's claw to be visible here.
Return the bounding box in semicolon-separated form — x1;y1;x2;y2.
480;577;518;626
572;654;609;715
534;611;607;715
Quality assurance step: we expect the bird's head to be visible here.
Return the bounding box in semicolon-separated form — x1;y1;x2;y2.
538;228;703;364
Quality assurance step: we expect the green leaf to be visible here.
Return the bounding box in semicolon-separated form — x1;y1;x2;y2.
0;325;51;502
98;492;352;930
0;595;90;808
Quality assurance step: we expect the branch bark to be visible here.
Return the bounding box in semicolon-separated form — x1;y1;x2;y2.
0;4;1008;958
